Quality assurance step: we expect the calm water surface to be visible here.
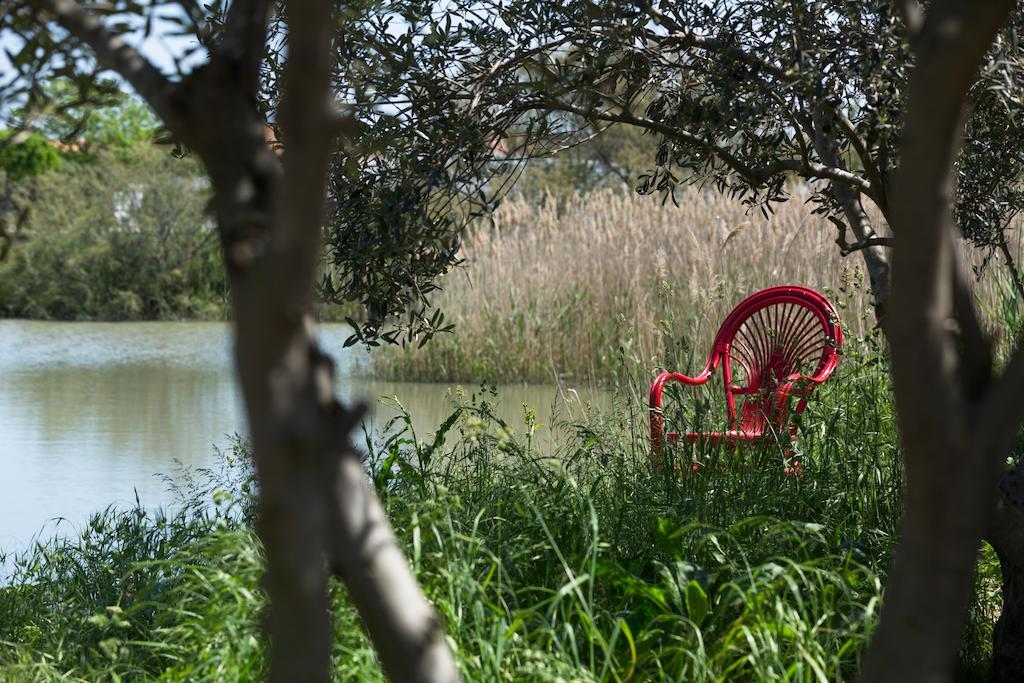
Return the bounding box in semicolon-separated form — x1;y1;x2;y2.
0;321;605;553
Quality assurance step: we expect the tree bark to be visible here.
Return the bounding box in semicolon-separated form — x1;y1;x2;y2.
988;470;1024;683
831;188;892;319
811;104;892;320
325;454;461;683
860;1;1016;681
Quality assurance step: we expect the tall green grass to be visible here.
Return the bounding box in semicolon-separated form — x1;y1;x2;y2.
1;334;1001;681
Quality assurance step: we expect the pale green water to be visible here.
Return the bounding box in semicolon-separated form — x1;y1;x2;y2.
0;321;606;552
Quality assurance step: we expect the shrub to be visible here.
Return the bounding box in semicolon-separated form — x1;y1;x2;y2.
0;145;228;320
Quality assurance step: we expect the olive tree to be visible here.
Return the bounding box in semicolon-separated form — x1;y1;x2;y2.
1;1;459;681
862;1;1024;681
350;1;1024;323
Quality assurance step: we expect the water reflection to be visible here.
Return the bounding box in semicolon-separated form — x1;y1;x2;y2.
0;320;606;552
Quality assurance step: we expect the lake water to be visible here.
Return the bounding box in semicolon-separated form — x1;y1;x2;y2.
0;320;607;554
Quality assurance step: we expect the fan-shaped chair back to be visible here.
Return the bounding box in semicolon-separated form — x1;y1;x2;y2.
649;285;843;453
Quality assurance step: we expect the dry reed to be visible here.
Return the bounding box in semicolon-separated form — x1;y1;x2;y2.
376;185;881;384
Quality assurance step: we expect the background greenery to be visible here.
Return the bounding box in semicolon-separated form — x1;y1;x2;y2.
0;145;228;320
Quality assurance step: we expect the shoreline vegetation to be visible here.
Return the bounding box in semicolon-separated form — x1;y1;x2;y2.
3;178;877;388
374;187;878;385
8;159;1016;388
0;363;1004;680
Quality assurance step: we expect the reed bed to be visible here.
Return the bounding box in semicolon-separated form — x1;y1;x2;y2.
376;186;877;384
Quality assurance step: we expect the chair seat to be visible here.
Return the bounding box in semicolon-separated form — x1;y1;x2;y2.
666;430;767;446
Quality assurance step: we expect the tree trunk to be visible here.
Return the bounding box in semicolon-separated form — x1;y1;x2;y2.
38;1;464;680
839;197;892;320
860;1;1017;681
810;105;892;320
988;466;1024;682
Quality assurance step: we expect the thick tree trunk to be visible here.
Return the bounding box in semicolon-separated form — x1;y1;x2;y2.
39;1;464;680
196;78;338;682
860;1;1016;682
988;467;1024;682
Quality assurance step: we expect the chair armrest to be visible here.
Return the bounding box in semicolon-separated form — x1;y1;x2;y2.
649;370;713;410
649;369;713;453
777;371;829;396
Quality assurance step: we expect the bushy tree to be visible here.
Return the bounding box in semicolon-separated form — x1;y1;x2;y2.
0;147;226;319
335;1;1024;323
0;131;62;260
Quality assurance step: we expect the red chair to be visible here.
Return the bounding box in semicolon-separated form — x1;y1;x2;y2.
649;285;842;457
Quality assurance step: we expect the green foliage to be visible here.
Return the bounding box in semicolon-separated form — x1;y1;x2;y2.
512;125;660;202
956;21;1024;277
315;0;1024;329
0;344;1002;680
0;145;229;320
0;439;263;681
80;95;161;150
0;133;61;182
313;3;508;349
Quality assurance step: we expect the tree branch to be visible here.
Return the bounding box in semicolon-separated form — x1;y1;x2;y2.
324;451;462;683
952;254;993;400
641;8;794;82
997;230;1024;303
545;99;876;196
275;0;334;291
217;0;275;94
277;2;462;680
643;5;889;216
832;108;889;217
825;220;895;256
35;0;183;130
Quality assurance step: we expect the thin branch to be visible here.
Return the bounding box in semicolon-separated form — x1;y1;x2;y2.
832;108;889;216
826;214;895;256
643;5;889;215
842;236;895;255
546;99;875;195
36;0;182;130
642;8;794;82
